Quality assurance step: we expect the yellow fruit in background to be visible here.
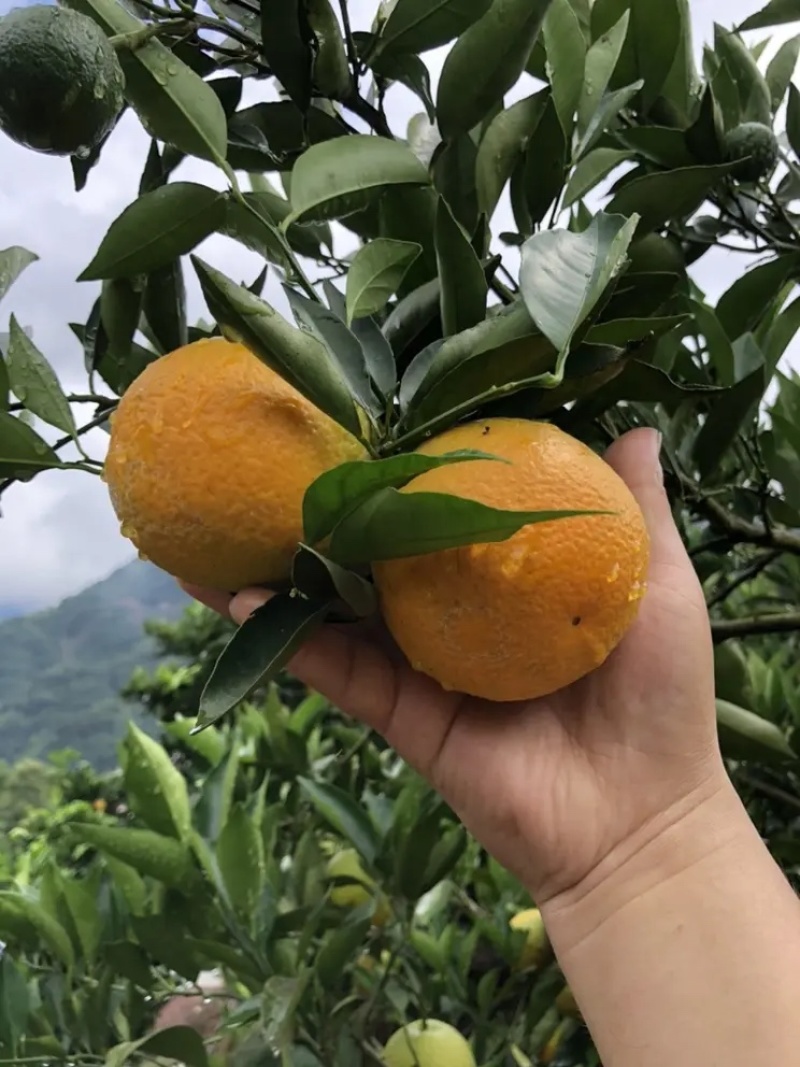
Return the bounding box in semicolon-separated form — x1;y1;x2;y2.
555;985;581;1019
539;1019;572;1066
509;908;550;970
326;848;392;926
373;419;649;702
104;338;366;591
382;1020;476;1067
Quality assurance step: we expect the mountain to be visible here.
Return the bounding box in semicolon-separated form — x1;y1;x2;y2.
0;561;190;769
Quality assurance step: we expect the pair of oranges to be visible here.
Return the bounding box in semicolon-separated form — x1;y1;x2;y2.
104;337;649;703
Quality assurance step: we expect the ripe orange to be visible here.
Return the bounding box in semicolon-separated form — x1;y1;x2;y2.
372;418;649;702
104;338;365;591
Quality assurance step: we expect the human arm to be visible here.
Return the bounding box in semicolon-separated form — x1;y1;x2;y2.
182;427;800;1066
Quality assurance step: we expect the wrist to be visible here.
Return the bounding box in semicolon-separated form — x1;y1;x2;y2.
539;769;750;955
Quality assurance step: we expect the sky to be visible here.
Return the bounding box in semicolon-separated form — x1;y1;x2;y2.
0;0;797;617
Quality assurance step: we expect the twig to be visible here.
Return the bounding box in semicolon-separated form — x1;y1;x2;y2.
706;550;782;609
699;495;800;557
337;0;360;88
711;613;800;641
342;92;394;139
739;773;800;813
0;406;115;499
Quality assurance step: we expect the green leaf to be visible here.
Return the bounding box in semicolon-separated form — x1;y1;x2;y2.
284;288;380;418
513;94;568;229
217;803;265;923
399;301;550;421
714;26;773;126
475;90;550;220
104;857;148;916
376;0;491;56
564;147;633;207
100;276;144;373
0;956;29;1054
261;0;313;109
191;257;364;440
323;280;397;397
766;34;800;112
0;246;38;306
198;594;331;728
0;352;8;411
585;314;686;346
285;136;430;225
788;83;800;160
716;699;794;763
371;51;435;121
122;722;192;840
519;212;637;379
193;747;240;846
316;915;373;988
6;317;75;435
543;0;587;138
345;240;421;324
0;412;61;480
694;362;767;481
419;824;469;893
308;0;350;100
615;125;694;168
104;941;155;989
717;255;800;342
79;184;226;281
575;80;643;160
292;545;378;620
431;133;480;234
261;973;313;1057
577;10;629;134
0;893;74;968
107;1028;209;1067
303;450;503;544
738;0;800;31
143;260;188;354
435;198;488;337
67;824;200;892
569;358;723;420
606;163;734;234
329;488;600;566
297;778;380;864
60;875;102;962
132;913;203;980
382;277;442;361
437;0;554;139
65;0;227;163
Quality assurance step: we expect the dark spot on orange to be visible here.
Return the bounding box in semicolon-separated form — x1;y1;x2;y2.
572;616;582;627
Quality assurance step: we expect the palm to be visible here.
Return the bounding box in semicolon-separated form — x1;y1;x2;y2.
188;429;722;904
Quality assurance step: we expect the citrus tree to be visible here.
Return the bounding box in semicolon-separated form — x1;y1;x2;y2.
2;0;800;1062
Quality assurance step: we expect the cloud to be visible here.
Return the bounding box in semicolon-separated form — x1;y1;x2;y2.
0;0;797;613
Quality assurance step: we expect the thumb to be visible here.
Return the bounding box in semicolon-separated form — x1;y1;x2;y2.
603;428;688;570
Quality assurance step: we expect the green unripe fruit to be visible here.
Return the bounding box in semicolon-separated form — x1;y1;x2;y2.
627;233;685;276
0;4;125;157
723;122;779;183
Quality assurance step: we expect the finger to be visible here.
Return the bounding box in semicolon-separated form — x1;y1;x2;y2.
178;581;234;618
603;428;688;571
230;587;463;778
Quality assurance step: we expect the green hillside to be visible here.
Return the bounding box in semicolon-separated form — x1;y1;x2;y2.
0;561;190;768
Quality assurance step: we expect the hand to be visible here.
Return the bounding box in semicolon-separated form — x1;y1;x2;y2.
183;428;727;908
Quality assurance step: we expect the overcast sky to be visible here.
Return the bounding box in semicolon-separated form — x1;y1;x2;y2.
0;0;797;617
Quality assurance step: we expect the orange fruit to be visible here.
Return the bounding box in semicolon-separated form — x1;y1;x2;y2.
372;418;649;702
104;338;366;591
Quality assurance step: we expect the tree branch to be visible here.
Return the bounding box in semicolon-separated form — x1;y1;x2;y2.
342;92;393;139
706;549;782;609
698;495;800;557
711;613;800;642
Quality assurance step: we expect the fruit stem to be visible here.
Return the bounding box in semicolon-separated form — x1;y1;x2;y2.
220;164;322;304
109;22;186;51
